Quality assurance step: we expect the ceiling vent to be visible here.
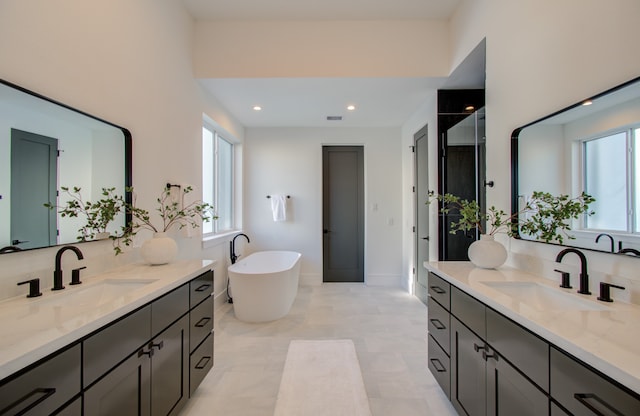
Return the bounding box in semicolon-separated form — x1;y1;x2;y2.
326;116;343;121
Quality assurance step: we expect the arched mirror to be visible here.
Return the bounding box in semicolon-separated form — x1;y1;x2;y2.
511;76;640;256
0;79;132;253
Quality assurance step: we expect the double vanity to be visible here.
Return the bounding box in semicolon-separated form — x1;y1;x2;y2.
425;261;640;415
0;259;215;415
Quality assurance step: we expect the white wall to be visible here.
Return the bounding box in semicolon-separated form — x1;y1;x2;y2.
0;0;244;307
244;127;403;286
194;20;450;78
441;0;640;302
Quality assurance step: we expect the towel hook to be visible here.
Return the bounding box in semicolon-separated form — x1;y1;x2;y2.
267;195;290;199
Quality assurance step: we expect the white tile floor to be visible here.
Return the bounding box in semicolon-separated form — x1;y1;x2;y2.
181;284;457;416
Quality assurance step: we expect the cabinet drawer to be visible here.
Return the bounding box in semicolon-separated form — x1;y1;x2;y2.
428;335;450;399
189;333;213;397
190;270;213;309
428;272;450;310
486;308;548;392
427;296;450;355
0;344;81;416
451;286;486;338
152;283;189;336
190;295;213;353
84;305;151;388
550;347;640;415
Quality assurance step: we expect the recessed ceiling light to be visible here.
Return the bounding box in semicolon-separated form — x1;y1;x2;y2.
253;105;262;111
582;100;593;106
347;105;356;111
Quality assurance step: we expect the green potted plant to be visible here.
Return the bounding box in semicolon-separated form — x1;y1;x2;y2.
45;186;124;241
427;190;595;268
114;185;215;264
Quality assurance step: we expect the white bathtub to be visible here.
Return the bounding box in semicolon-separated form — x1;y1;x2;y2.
228;251;302;323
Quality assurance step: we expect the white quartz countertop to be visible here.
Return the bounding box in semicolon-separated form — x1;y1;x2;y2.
424;261;640;395
0;259;214;381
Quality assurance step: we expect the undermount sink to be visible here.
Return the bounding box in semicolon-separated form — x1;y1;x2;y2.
480;281;608;311
39;279;158;308
1;279;159;330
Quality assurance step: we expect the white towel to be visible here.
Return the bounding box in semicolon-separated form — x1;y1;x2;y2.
271;194;287;222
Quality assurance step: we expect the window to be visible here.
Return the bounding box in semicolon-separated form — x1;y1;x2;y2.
202;122;234;234
583;126;640;232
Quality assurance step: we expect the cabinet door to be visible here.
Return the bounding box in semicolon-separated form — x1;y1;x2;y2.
84;349;151;416
151;315;189;416
451;317;486;416
486;351;548;416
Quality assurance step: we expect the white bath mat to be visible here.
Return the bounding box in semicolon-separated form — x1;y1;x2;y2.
274;339;372;416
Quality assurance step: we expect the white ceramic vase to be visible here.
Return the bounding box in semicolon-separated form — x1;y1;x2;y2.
141;232;178;265
467;234;507;269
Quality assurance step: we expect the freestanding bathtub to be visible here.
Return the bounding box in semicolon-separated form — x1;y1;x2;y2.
228;251;302;323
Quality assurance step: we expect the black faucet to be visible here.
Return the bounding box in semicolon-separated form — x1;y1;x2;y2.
618;247;640;257
53;246;84;291
230;233;250;264
555;248;590;295
595;233;615;253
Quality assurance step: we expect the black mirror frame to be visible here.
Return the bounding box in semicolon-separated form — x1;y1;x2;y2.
0;78;132;253
510;76;640;253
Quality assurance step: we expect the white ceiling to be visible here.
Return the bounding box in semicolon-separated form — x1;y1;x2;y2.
182;0;478;129
198;77;449;128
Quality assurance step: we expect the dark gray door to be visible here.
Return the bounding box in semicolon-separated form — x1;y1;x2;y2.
322;146;364;282
10;128;58;249
414;124;429;305
84;350;151;416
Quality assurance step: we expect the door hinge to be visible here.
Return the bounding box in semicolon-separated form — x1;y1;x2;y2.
412;267;415;275
410;146;415;153
412;186;415;192
412;226;416;233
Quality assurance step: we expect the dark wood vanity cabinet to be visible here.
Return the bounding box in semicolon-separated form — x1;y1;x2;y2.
0;269;214;416
427;270;640;416
84;284;191;416
449;286;549;416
